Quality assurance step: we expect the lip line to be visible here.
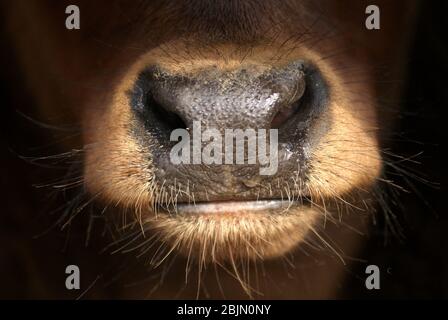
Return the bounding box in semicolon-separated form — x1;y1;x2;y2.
173;199;303;215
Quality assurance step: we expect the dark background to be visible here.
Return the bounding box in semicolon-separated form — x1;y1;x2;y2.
0;1;446;298
346;1;447;298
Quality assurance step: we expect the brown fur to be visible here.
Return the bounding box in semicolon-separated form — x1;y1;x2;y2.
82;43;382;265
2;0;417;299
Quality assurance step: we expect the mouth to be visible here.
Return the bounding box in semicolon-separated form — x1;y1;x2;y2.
148;197;319;262
159;198;311;217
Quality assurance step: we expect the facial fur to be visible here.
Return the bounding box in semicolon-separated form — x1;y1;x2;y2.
4;0;416;298
82;42;381;263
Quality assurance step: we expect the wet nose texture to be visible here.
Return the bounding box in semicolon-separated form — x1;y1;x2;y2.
138;62;306;131
129;60;329;202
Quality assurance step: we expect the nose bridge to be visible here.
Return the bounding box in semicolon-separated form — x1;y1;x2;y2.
151;63;305;130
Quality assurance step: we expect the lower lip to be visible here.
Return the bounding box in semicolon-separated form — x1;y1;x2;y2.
175;200;298;215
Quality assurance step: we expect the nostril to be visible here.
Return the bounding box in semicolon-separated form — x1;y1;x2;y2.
145;93;187;131
271;99;302;129
270;77;306;129
130;69;187;142
270;63;328;130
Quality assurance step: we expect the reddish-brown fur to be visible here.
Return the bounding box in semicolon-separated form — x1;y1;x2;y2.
2;0;417;299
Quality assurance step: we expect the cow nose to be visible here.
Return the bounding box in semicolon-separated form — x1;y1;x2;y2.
131;61;312;135
130;60;329;202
